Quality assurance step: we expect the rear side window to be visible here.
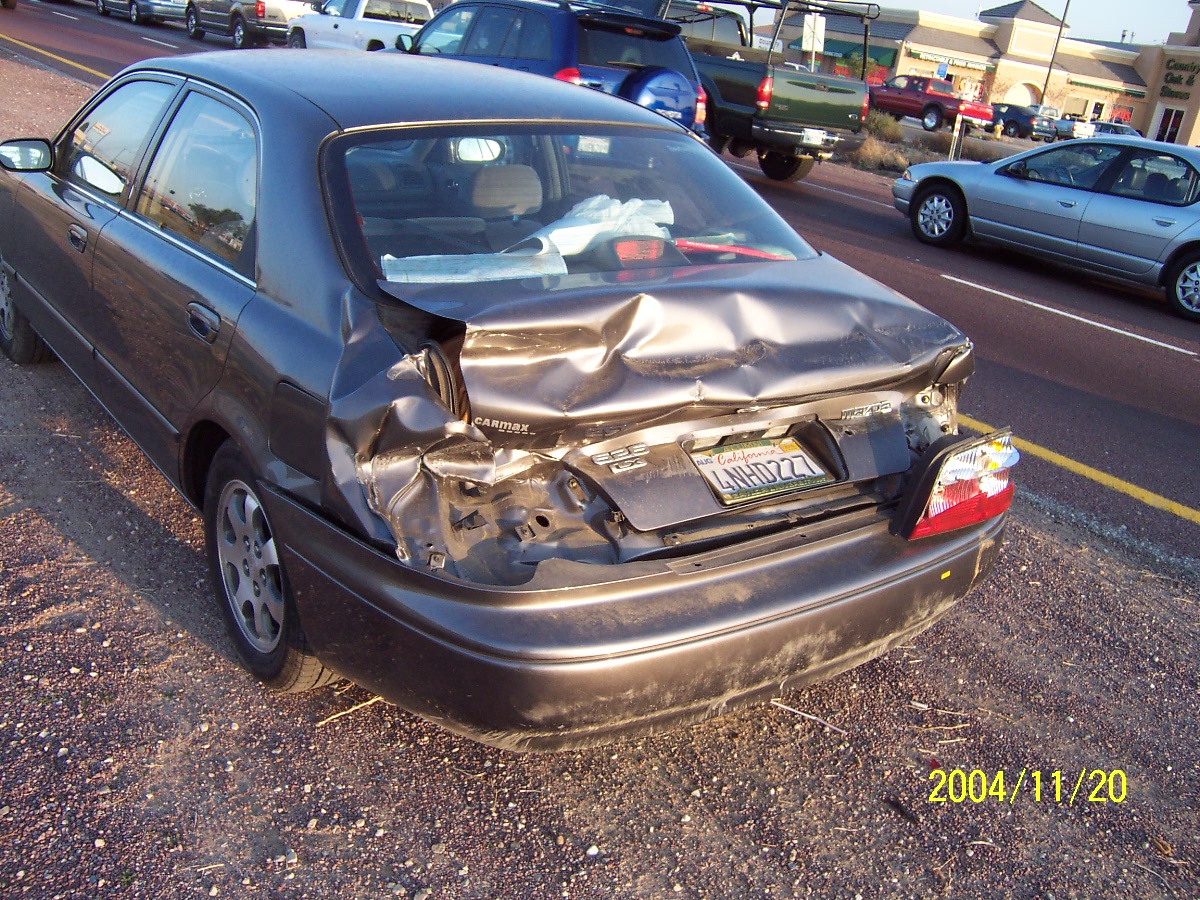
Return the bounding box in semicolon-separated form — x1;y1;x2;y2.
135;92;258;276
1109;152;1199;206
463;6;518;55
513;11;551;59
930;79;955;95
59;80;176;198
577;22;692;71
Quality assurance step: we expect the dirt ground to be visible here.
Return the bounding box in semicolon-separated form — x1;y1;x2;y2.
1;50;1198;900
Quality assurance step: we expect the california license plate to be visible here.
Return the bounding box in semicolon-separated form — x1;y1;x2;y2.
801;128;826;146
689;435;834;506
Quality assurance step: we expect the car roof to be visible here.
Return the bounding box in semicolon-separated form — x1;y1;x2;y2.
1049;135;1200;163
122;50;683;133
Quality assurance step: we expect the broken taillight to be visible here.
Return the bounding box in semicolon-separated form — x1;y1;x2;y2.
905;432;1019;540
696;84;708;126
554;68;583;85
756;76;773;111
255;0;264;16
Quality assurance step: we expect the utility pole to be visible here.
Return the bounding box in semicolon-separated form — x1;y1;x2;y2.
1041;0;1070;106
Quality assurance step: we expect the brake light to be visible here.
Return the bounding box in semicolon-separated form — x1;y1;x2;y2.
861;90;870;124
756;76;773;111
906;433;1019;540
255;0;264;16
696;84;707;126
614;238;665;262
554;68;582;85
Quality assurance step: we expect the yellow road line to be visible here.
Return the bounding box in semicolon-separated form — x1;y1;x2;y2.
0;33;109;81
959;413;1200;526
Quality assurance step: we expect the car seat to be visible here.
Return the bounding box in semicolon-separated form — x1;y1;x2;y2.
470;164;544;250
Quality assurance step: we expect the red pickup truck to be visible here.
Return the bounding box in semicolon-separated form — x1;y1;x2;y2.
869;75;993;132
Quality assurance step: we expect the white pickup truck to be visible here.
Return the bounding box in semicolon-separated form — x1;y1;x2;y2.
287;0;432;50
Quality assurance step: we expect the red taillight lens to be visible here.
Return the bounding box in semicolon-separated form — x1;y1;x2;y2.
755;76;773;111
554;67;582;86
613;238;665;262
255;0;264;16
906;432;1019;540
695;84;707;127
861;90;870;124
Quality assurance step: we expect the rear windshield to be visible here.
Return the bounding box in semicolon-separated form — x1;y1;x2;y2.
328;125;814;288
577;22;693;72
929;79;955;95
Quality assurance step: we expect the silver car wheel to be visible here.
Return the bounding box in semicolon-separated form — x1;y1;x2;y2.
0;266;15;343
918;194;954;239
215;478;284;654
1175;260;1200;314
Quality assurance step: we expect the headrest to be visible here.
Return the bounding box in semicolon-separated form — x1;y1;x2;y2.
470;165;543;218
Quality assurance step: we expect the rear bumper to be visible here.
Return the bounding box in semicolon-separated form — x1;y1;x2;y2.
265;487;1007;751
751;121;848;157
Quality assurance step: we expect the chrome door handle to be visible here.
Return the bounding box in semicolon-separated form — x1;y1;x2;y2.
186;302;221;344
1058;200;1076;208
1154;217;1176;226
68;224;88;253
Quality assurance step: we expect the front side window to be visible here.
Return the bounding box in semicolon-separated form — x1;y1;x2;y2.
135;92;258;275
417;6;476;54
330;126;814;288
59;79;176;198
1020;143;1124;190
1108;151;1199;206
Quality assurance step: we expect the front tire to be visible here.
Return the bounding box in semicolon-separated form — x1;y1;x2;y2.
127;0;143;23
1167;251;1200;322
287;29;306;48
921;106;943;131
0;262;52;365
185;4;205;39
203;442;336;692
757;151;815;182
911;184;967;247
95;0;109;15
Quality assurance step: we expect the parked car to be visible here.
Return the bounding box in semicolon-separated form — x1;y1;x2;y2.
396;0;706;134
1053;112;1092;140
869;75;993;132
287;0;432;50
0;51;1018;750
991;102;1056;141
1092;121;1141;137
185;0;312;47
894;135;1200;321
95;0;185;24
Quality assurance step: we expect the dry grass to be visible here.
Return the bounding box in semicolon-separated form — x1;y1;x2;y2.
863;109;904;143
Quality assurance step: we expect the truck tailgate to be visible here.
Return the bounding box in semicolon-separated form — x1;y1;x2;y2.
767;70;866;132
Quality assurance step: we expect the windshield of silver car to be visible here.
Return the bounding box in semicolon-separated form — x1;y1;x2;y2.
330;126;816;283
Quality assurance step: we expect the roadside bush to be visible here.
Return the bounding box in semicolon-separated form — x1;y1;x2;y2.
863;109;904;143
846;136;911;172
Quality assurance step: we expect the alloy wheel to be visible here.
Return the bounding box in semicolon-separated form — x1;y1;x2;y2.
918;194;954;239
0;267;14;343
215;478;284;654
1176;261;1200;314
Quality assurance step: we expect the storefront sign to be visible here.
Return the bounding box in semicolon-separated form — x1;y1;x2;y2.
910;49;993;72
1163;58;1198;100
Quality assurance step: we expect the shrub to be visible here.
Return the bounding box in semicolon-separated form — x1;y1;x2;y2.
846;136;911;173
863;109;904;143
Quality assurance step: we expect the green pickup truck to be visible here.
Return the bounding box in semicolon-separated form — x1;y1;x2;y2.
614;0;876;181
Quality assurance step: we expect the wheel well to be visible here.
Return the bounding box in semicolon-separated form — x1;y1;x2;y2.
922;104;943;118
182;421;231;508
1160;242;1200;287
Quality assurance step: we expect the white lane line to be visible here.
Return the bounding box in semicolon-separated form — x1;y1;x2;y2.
51;10;79;19
728;161;894;208
941;274;1198;357
141;37;180;48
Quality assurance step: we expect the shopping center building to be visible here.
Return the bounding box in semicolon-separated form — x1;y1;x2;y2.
764;0;1200;145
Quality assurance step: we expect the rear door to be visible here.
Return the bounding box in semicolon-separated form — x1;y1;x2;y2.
8;77;178;381
1078;148;1200;275
88;87;258;474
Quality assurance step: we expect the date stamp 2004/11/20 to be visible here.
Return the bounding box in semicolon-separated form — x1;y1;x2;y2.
928;769;1127;804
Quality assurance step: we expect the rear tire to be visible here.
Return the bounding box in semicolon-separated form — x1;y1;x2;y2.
1003;120;1018;137
231;14;251;49
921;106;943;131
0;262;52;365
186;4;205;39
287;29;306;48
757;151;815;182
1166;251;1200;322
203;442;337;693
910;184;966;247
95;0;109;14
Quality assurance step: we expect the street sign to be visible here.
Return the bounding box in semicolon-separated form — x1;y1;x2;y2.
936;61;949;79
800;13;825;54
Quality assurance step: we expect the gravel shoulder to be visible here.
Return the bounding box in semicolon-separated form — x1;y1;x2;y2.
2;49;1198;900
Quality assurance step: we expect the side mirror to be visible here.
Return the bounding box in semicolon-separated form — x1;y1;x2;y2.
313;1;324;12
1004;160;1027;178
395;33;413;51
0;138;53;172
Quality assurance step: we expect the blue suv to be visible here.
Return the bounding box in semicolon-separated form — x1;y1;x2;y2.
396;0;706;132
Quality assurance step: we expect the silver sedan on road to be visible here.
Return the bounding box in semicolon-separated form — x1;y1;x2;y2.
893;136;1200;321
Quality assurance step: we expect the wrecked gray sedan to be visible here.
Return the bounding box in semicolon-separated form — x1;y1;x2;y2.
0;52;1017;750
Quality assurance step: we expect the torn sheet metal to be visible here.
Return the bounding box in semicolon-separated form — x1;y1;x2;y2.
333;254;970;585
